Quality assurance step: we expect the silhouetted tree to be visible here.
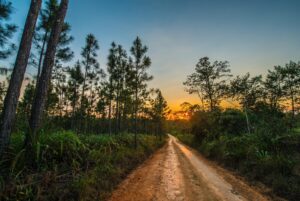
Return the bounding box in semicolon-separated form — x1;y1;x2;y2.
67;61;84;130
150;89;169;139
80;34;105;133
281;61;300;124
184;57;231;111
130;37;152;147
106;42;118;135
264;66;285;109
230;73;263;134
105;42;128;134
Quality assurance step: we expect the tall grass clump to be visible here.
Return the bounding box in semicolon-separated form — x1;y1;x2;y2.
0;131;166;201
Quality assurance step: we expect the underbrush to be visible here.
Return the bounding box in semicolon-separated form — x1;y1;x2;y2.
0;131;165;201
176;132;300;201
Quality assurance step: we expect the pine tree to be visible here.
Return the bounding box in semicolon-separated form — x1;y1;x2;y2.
105;42;127;134
67;61;84;130
150;89;169;139
27;0;69;156
114;45;127;133
51;22;74;117
33;0;74;82
0;0;42;157
31;0;74;119
106;42;117;135
130;37;152;147
33;0;58;80
80;34;105;133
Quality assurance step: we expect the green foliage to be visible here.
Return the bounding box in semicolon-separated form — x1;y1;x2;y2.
190;109;221;141
37;131;85;169
229;73;263;108
218;109;247;135
0;132;165;201
179;109;300;200
149;89;170;137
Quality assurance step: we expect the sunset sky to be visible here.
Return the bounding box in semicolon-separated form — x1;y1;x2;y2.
7;0;300;110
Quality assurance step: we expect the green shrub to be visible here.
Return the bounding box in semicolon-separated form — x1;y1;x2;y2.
218;109;247;135
38;131;86;169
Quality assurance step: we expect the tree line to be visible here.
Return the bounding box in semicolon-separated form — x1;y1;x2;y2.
184;56;300;132
0;0;169;160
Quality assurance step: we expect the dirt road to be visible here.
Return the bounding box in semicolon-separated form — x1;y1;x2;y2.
109;135;274;201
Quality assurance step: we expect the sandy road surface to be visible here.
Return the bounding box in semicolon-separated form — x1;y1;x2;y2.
109;135;274;201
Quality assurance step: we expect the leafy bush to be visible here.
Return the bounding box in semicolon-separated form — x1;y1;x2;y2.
190;110;220;142
218;109;247;135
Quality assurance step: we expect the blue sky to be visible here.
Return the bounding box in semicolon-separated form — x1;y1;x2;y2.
7;0;300;109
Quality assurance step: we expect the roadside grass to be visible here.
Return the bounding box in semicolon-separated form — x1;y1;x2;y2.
292;127;300;133
0;131;166;201
175;132;300;201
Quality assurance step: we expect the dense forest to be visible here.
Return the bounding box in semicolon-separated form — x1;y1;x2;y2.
0;0;299;201
0;0;167;200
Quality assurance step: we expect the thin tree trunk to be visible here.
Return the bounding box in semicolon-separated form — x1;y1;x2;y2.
118;102;122;133
115;90;120;134
26;0;69;151
291;92;295;127
80;56;89;134
108;98;112;135
122;102;127;133
209;96;213;112
71;86;77;131
134;84;138;148
36;31;48;85
244;107;251;135
0;0;42;157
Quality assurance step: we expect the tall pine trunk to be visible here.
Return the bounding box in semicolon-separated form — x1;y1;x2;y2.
26;0;69;152
0;0;42;157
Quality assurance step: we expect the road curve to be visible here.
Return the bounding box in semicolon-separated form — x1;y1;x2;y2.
109;135;273;201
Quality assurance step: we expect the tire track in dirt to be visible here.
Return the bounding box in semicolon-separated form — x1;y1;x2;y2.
109;135;276;201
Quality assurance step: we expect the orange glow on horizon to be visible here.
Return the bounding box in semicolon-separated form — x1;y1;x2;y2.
168;99;240;111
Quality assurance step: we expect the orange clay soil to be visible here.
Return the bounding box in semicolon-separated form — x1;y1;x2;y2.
109;135;285;201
